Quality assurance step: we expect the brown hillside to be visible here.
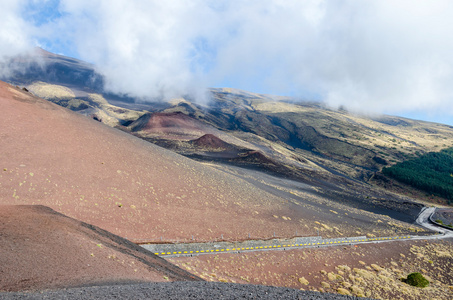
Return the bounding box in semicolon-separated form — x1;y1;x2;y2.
191;134;233;150
0;81;312;243
129;112;216;140
0;81;427;245
0;205;199;292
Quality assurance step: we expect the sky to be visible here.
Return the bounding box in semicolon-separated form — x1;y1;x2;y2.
1;0;453;125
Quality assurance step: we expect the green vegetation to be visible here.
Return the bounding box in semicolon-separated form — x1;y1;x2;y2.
435;219;453;227
403;272;429;288
383;148;453;204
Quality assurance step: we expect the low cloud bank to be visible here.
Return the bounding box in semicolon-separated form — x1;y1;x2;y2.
1;0;453;117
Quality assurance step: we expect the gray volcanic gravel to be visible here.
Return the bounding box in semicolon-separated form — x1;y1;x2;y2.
0;282;369;300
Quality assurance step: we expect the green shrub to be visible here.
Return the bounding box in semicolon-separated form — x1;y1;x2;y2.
404;272;429;288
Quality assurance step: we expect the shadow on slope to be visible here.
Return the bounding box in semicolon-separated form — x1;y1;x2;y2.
0;205;200;292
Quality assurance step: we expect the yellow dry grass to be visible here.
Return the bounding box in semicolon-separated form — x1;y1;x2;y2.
28;82;75;99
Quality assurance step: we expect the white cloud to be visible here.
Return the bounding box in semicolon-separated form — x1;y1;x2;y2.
1;0;453;118
0;0;36;77
53;0;215;100
311;0;453;115
0;1;32;57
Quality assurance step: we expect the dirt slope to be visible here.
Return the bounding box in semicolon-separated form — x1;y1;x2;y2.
129;112;215;140
0;81;311;243
0;205;200;292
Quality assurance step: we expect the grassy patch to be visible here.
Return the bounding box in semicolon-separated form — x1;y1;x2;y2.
403;272;429;288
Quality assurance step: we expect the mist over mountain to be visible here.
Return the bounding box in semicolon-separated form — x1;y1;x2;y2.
2;1;453;124
1;48;104;91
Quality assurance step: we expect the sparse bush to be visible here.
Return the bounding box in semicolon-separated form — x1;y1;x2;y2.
336;288;351;295
404;272;429;288
298;277;309;285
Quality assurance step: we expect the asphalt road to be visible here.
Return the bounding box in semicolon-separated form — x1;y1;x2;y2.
416;207;451;234
144;235;416;257
143;207;453;258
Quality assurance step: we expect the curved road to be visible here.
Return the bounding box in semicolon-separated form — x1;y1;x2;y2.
416;207;453;237
142;207;453;257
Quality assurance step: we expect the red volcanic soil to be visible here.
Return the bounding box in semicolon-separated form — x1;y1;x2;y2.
129;112;216;140
0;81;306;243
191;134;234;150
0;205;199;292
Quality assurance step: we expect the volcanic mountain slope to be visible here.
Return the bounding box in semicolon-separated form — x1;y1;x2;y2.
121;87;453;208
4;50;452;237
126;112;261;159
0;81;302;243
2;48;163;128
25;71;453;190
200;88;453;178
2;48;104;90
13;50;453;185
0;81;426;244
146;88;453;205
191;134;236;150
25;80;151;128
0;205;199;292
129;112;211;138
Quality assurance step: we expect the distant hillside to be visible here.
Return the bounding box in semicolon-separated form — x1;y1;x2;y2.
1;48;104;90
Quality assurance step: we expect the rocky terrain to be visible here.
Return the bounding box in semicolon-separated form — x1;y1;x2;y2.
1;49;453;299
0;282;366;300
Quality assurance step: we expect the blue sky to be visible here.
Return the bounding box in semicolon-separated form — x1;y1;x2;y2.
2;0;453;126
